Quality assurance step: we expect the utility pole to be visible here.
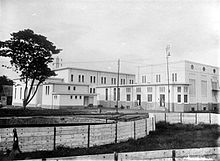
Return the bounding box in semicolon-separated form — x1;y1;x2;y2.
116;59;120;113
166;45;171;112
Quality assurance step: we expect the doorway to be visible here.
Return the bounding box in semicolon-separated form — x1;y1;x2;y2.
160;94;165;107
137;94;141;106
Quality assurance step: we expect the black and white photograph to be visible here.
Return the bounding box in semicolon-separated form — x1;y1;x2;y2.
0;0;219;160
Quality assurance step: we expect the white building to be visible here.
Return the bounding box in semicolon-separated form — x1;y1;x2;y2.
97;60;219;112
12;67;135;109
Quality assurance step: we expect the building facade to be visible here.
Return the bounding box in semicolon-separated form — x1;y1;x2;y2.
12;67;135;109
97;60;219;112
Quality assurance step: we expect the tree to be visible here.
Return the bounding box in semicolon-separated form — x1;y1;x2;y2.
0;29;61;109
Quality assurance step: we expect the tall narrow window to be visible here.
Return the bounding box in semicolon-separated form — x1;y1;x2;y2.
90;88;92;93
93;76;96;83
175;73;177;82
14;88;17;99
177;87;181;93
105;88;108;100
101;77;103;84
90;76;93;83
189;79;196;97
82;75;84;83
104;77;106;84
184;95;188;103
71;74;74;82
118;88;120;101
93;88;95;93
147;94;152;102
78;75;81;82
126;94;131;101
20;87;22;99
68;86;70;90
177;94;181;103
113;88;116;101
201;80;207;97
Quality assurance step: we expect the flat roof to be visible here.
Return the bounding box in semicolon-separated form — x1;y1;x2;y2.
53;67;135;76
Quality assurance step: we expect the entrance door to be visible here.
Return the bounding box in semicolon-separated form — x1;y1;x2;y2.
84;96;89;106
160;94;165;107
137;94;141;106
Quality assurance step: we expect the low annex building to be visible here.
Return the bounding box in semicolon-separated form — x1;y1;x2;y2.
12;67;135;109
97;60;219;112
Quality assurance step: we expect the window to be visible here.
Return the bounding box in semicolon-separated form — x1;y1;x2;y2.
90;76;93;83
73;86;76;90
104;77;106;84
184;95;188;103
177;87;181;93
45;86;50;95
156;74;161;82
159;86;165;93
101;77;103;84
126;94;131;101
90;88;92;93
126;88;131;93
82;75;84;83
203;107;206;111
142;76;146;83
54;95;57;99
71;74;74;82
70;95;73;99
175;73;177;82
147;94;152;102
78;75;81;82
15;88;17;99
75;95;77;99
93;76;96;83
136;87;141;92
147;87;152;93
184;87;188;93
68;86;70;90
201;80;207;97
191;65;194;69
113;88;116;101
105;88;108;100
79;96;82;99
202;67;206;71
121;79;125;84
177;94;181;103
118;88;120;101
189;79;196;97
93;88;95;93
111;78;114;84
213;69;216;73
172;73;174;82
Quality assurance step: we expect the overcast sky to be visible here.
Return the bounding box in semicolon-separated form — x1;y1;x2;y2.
0;0;219;78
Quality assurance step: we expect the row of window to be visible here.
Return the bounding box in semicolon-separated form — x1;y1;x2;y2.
89;88;96;94
125;86;188;93
125;94;188;103
142;73;178;83
191;65;216;74
189;79;209;97
54;95;82;100
70;74;134;85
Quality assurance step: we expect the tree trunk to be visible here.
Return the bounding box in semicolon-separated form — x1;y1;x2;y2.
23;99;27;110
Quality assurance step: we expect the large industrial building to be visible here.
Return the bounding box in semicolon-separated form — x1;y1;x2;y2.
97;60;219;112
12;67;135;109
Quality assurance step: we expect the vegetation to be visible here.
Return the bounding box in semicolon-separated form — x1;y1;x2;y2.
1;122;218;160
0;29;61;109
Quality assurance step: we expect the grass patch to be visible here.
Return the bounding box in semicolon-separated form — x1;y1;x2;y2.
3;122;219;160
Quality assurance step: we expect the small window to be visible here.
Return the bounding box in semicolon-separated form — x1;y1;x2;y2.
177;94;181;103
177;87;181;92
126;88;131;93
93;76;96;83
68;86;70;90
191;107;195;111
184;87;188;93
147;87;152;93
70;95;73;99
79;96;82;99
93;88;95;93
75;96;77;99
71;74;74;82
126;94;131;101
184;95;188;103
202;67;205;71
191;65;194;69
136;87;141;92
203;107;206;111
73;86;76;90
90;88;92;93
159;87;165;93
147;94;152;102
213;69;216;73
54;95;57;99
90;76;93;83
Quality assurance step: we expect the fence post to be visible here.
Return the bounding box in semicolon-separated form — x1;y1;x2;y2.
115;122;118;143
87;125;90;148
180;113;183;123
145;118;148;136
134;121;136;140
53;127;56;150
195;113;198;124
165;113;167;123
172;150;176;161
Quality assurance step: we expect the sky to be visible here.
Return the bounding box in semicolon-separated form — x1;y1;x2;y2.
0;0;220;79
